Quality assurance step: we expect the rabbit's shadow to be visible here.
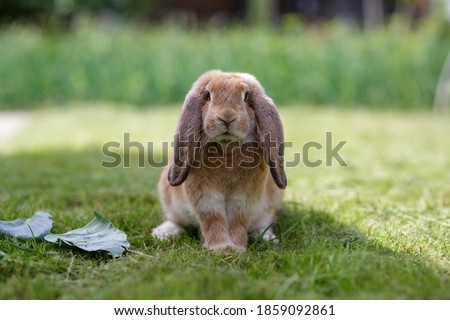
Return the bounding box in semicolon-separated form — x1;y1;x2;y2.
275;201;378;252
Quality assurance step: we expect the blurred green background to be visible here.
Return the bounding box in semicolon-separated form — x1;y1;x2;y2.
0;0;449;110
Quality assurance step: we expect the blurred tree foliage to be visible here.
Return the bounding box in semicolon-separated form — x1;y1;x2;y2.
0;0;437;28
0;0;162;27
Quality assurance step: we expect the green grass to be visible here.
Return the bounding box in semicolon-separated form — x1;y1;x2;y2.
0;18;449;110
0;104;449;299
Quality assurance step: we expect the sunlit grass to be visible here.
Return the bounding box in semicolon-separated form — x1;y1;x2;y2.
0;105;449;299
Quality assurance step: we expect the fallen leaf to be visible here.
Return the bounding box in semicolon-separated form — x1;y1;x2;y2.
0;211;52;239
0;250;8;259
44;212;130;257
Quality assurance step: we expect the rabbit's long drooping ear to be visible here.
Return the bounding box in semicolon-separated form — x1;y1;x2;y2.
168;70;221;186
251;93;287;189
168;93;203;186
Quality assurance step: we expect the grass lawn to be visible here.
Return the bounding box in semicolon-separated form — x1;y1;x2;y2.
0;104;449;299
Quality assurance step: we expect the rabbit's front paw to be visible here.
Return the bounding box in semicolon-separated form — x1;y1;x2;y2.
152;221;183;239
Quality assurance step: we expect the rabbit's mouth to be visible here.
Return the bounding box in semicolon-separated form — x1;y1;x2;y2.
212;132;241;142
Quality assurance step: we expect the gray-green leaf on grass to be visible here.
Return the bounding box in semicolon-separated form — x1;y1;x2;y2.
0;250;8;259
44;212;130;258
0;211;52;239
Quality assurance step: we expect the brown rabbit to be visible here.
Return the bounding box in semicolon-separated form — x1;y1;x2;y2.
152;70;287;251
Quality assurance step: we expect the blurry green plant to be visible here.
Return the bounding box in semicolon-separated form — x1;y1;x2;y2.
0;16;448;110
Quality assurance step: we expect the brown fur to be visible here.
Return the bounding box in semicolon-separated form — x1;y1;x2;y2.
198;212;233;251
152;70;287;251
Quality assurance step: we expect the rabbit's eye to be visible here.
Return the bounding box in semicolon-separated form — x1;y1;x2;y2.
244;91;249;102
205;91;211;101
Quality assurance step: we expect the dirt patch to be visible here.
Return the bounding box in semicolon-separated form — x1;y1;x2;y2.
0;112;30;145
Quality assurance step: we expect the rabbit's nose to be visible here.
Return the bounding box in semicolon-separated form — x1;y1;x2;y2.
217;115;236;126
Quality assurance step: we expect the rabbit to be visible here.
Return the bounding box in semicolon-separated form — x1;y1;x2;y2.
152;70;287;251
